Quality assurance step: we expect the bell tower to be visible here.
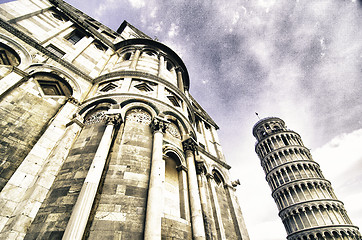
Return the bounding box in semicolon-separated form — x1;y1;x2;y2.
253;117;361;240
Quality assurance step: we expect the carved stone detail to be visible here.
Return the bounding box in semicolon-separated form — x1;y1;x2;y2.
126;108;152;125
231;179;241;187
84;111;107;125
196;161;206;175
150;117;169;133
105;113;122;125
166;122;181;139
182;138;197;152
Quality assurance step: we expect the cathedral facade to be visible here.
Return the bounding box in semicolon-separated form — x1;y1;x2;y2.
0;0;249;239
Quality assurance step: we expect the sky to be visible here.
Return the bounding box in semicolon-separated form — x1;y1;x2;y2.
64;0;362;239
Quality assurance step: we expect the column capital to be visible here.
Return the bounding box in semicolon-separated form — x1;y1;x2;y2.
150;117;169;133
182;138;197;152
175;66;184;73
105;113;122;126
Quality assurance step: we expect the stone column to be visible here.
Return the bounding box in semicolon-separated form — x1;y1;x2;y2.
158;54;165;77
177;165;190;221
176;67;184;93
207;173;226;240
182;138;206;240
225;183;250;240
196;162;215;240
144;117;169;240
130;48;141;70
62;113;121;240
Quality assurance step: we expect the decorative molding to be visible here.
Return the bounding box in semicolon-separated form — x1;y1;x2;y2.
84;111;107;125
197;146;231;170
126;108;152;125
66;113;84;128
166;122;181;139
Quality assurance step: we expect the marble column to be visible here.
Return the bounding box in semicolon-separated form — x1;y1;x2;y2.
62;113;121;240
196;162;215;240
182;138;206;240
176;67;184;93
158;54;165;77
207;173;226;240
130;48;141;70
144;117;169;240
177;165;190;221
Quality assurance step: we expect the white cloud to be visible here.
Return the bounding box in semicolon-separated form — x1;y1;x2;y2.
312;128;362;229
127;0;145;8
168;23;179;38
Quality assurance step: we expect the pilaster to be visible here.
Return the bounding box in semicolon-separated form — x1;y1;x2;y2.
144;117;169;240
182;138;206;240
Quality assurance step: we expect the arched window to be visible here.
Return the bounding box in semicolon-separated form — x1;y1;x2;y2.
35;73;73;97
0;43;20;66
123;52;132;61
166;60;173;71
212;169;224;186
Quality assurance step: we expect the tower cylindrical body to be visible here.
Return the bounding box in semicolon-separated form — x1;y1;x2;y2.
253;117;361;240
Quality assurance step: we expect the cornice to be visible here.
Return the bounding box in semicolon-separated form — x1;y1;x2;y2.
197;146;231;170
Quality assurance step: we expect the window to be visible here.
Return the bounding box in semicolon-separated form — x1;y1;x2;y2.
0;43;20;66
100;82;117;92
213;170;224;186
123;52;132;60
166;61;173;71
167;95;180;107
35;73;72;97
134;82;153;92
46;44;65;58
66;30;85;45
0;50;10;65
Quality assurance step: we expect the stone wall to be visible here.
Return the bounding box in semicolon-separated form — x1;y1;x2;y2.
24;123;106;239
0;79;65;190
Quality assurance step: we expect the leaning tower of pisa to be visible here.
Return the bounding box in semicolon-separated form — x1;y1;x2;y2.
253;117;361;240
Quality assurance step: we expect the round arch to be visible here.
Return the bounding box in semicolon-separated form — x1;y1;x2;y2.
78;98;117;116
120;101;158;122
163;144;186;167
26;64;82;99
0;33;32;69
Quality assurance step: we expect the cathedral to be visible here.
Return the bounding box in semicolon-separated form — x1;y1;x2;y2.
0;0;249;239
0;0;360;240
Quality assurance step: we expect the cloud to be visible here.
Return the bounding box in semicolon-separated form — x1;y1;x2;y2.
312;128;362;229
127;0;145;9
61;0;362;239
